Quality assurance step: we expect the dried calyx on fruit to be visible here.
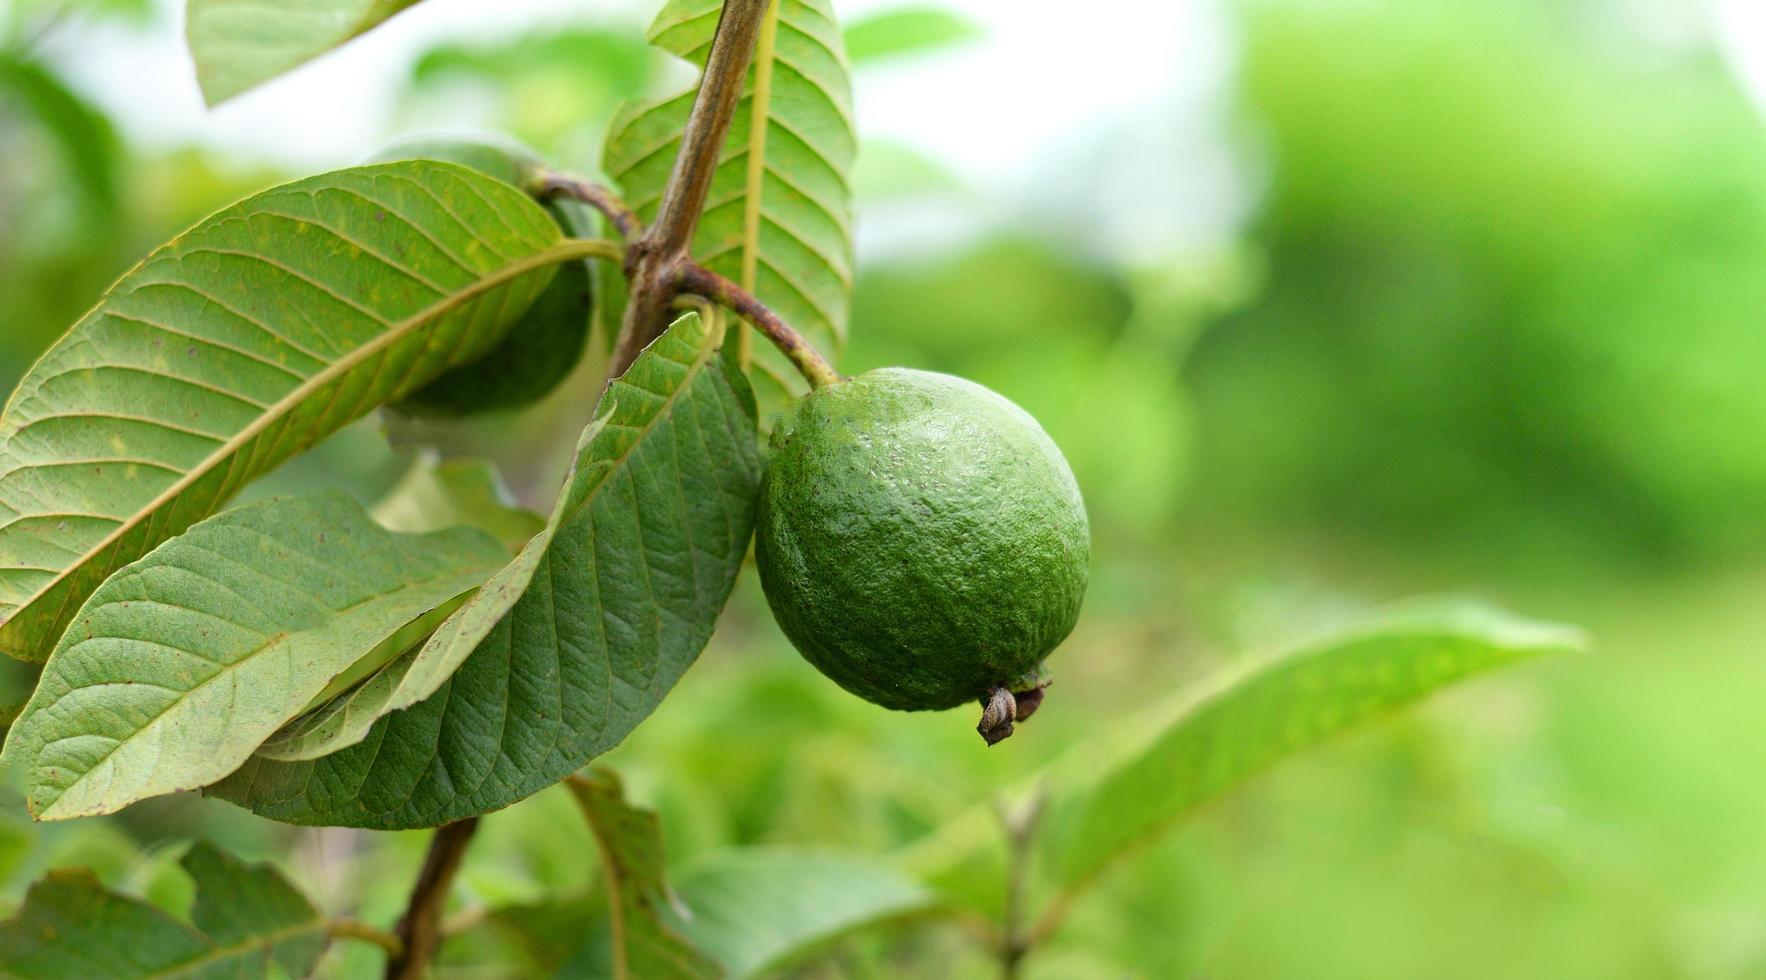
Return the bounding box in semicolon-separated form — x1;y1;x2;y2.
755;368;1089;744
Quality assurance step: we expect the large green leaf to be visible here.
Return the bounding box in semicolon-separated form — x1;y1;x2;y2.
185;0;425;106
0;842;326;978
902;604;1585;916
0;160;576;663
669;849;936;979
209;312;763;828
0;492;507;820
567;771;721;980
604;0;856;416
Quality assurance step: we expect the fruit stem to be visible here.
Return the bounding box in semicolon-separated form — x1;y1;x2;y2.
978;685;1018;746
532;170;644;241
677;262;843;388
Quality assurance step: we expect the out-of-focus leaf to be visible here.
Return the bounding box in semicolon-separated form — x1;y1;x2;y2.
0;492;506;820
566;771;721;980
842;6;981;65
604;0;856;423
0;54;121;222
210;313;763;828
903;604;1584;915
1041;605;1584;893
409;28;653;99
180;842;328;975
0;161;567;663
185;0;426;105
673;849;937;978
0;842;326;977
564;846;941;979
371;456;546;554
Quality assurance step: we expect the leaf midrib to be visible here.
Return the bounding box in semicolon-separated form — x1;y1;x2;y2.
387;316;724;712
156;917;326;979
1;238;601;645
741;0;782;298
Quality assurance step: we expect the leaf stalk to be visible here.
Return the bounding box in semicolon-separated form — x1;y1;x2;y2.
676;263;842;388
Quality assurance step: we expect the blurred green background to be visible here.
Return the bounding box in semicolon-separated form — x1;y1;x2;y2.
5;0;1766;976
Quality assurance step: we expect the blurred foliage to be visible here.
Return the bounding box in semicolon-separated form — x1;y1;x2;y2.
1189;0;1766;567
842;6;982;66
399;26;655;172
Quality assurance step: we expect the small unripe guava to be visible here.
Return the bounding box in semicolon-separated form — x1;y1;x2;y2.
755;368;1089;742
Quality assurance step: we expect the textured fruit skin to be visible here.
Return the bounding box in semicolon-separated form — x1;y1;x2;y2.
756;368;1089;711
368;135;597;417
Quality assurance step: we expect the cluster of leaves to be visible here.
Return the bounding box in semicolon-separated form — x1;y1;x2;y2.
0;0;1587;976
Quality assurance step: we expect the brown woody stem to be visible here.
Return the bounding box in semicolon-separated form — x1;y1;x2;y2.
677;263;841;388
384;818;480;980
611;0;772;380
532;171;644;240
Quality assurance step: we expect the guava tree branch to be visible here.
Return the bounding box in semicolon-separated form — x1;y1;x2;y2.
534;170;643;241
612;0;772;379
676;263;841;388
531;174;842;390
384;818;480;980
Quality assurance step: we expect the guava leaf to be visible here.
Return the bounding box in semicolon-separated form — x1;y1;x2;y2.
0;491;508;820
209;312;763;828
186;0;425;106
604;0;856;420
900;603;1585;916
665;849;936;979
842;7;982;66
0;842;326;977
248;458;546;765
371;456;546;554
0;53;121;222
370;136;602;418
567;771;721;980
0;161;567;663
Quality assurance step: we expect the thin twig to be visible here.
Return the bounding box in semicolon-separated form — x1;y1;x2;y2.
677;262;841;388
994;789;1049;980
532;171;644;241
330;919;405;961
611;0;772;380
384;818;480;980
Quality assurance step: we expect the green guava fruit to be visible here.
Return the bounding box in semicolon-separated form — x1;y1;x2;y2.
755;368;1090;743
367;134;597;417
